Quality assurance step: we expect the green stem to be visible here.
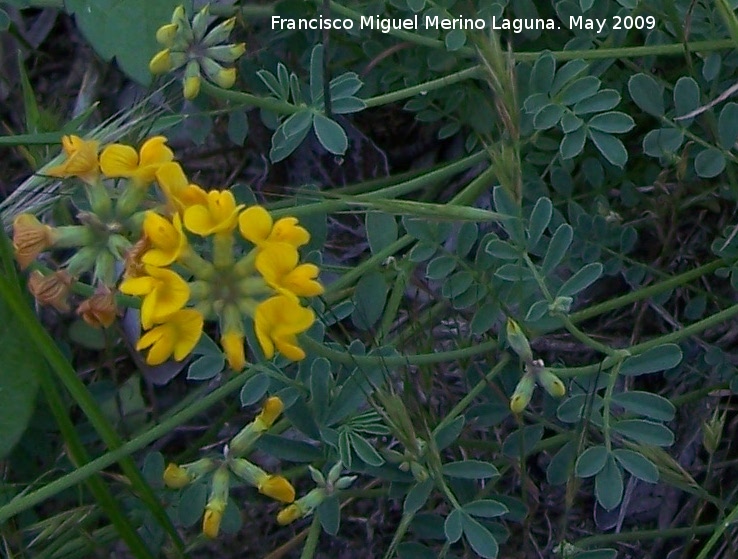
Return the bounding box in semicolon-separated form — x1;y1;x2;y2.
299;516;322;559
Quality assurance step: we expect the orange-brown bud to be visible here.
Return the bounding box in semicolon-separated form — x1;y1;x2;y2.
123;237;151;279
76;286;117;328
13;214;57;269
27;270;73;312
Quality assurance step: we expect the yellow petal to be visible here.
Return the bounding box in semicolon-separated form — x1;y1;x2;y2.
139;136;174;168
258;475;295;503
171;309;204;361
239;206;272;245
221;331;246;371
118;275;155;296
183;204;214;235
100;144;139;178
271;217;310;247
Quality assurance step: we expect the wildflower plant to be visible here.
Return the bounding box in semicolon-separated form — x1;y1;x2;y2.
7;1;738;559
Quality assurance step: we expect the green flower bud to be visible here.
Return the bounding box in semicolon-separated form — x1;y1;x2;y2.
156;23;179;46
410;461;429;482
93;249;116;285
334;475;358;490
54;225;95;249
191;4;210;42
204;43;246;63
183;60;201;99
537;369;566;398
107;234;132;261
510;373;535;413
202;16;236;47
65;245;99;276
506;318;533;362
199;57;235;88
702;408;725;455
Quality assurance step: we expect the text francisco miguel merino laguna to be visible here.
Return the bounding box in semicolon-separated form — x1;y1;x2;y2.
271;15;605;34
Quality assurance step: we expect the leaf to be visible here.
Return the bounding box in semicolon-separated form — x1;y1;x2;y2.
718;103;738;149
318;494;341;535
462;513;499;558
349;432;384;466
533;104;564;130
527;197;552;250
270;118;311;162
595;455;623;510
444;509;463;543
542;224;573;274
445;29;467;51
434;415;465;451
352;270;388;330
628;73;665;117
313;114;348;155
485;239;519;260
463;500;508;518
673;76;700;125
309;44;324;105
404;479;434;515
502;425;544;457
442;460;499;480
620;344;683;376
239;373;270;406
610;391;675;421
560;127;587;159
529;52;556;93
587;111;635;133
575;445;608;478
365;212;398;255
179;483;208;527
694;148;726;178
642;128;685;158
550;59;589;96
557;262;603;298
547;441;578;485
187;354;225;380
558;76;601;106
588;129;628;167
573;89;620;115
65;0;183;85
612;419;675;446
0;294;41;459
426;255;457;280
612;449;659;483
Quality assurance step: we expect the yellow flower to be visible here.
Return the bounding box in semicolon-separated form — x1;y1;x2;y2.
277;503;303;525
258;475;295;503
76;286;118;328
136;308;204;365
238;206;310;249
149;48;172;74
202;506;223;539
12;213;57;270
163;463;192;489
141;211;187;266
155;162;208;211
183;189;242;236
46;135;100;184
254;295;314;361
27;270;73;312
99;136;174;186
255;396;284;429
119;264;190;328
221;330;246;371
256;243;323;298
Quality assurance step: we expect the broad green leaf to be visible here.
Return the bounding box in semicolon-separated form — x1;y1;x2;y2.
65;0;184;85
588;129;627;167
502;425;544;457
404;479;434;515
673;76;700;125
462;513;499;558
573;89;620;115
560;113;584;133
313;114;348;155
239;373;270;406
694;148;726;178
575;445;608;478
527;197;553;250
349;432;384;466
329;72;363;99
558;76;601;106
547;441;577;485
257;434;323;461
366;212;398;255
426;255;457;280
463;500;509;518
352;270;388;330
332;97;366;114
612;419;675;446
612;449;659;483
557;262;603;298
227;109;249;146
628;73;665;117
620;344;683;376
529;52;556;93
309;44;324;105
642;128;684;158
542;223;574;274
434;415;465;451
485;239;520;260
595;455;623;510
471;302;501;335
587;111;635;133
534;104;564;130
444;509;463;543
560;127;587;159
187;354;225;380
318;494;341;535
550;59;589;96
282;110;313;138
179;483;208;527
445;29;466;51
442;460;499;480
270;119;311;162
610;391;675;421
718;102;738;149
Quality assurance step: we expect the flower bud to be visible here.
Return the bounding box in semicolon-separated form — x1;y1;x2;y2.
163;463;191;489
276;487;327;524
27;270;73;312
64;246;99;277
93;249;116;286
204;43;246;63
506;318;533;362
12;214;57;269
277;503;303;525
203;465;230;539
221;330;246;371
149;49;173;74
202;16;236;47
255;396;284;429
510;372;535;413
183;61;201;99
156;23;178;46
537;369;566;398
76;286;117;328
200;58;236;88
191;4;210;42
258;475;295;503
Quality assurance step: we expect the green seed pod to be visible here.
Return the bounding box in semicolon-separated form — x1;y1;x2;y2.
537;369;566;398
506;318;533;362
510;372;535;413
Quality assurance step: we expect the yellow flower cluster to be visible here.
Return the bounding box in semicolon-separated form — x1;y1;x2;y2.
150;5;245;99
163;397;294;539
117;156;322;369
